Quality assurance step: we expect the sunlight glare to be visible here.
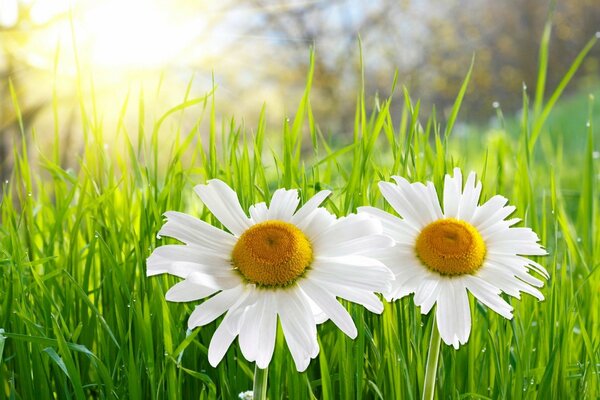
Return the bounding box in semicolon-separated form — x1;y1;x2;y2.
79;0;198;69
0;0;18;27
24;0;203;71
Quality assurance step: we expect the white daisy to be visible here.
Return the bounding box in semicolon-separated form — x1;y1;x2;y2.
147;179;394;371
359;168;548;348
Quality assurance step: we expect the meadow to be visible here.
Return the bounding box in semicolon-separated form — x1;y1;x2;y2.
0;34;599;399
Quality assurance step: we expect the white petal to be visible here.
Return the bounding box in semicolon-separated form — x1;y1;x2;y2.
487;241;547;256
478;218;521;240
478;269;523;298
452;279;472;345
305;296;328;323
463;275;513;319
486;227;541;244
267;189;300;221
311;213;394;256
357;206;419;243
378;181;426;228
426;182;445;220
186;269;243;290
147;244;229;273
238;292;278;368
390;178;436;225
311;213;380;245
443;168;462;218
435;279;470;348
477;265;544;300
146;248;236;281
391;266;430;298
238;303;260;362
392;177;443;224
207;308;243;367
315;234;394;257
487;254;549;279
385;285;415;301
291;190;332;224
207;294;255;367
435;281;459;348
255;293;278;368
487;255;545;285
249;202;269;224
413;277;441;315
371;246;423;273
295;208;336;242
457;172;481;222
278;288;318;372
471;195;508;227
510;269;545;289
310;256;393;292
313;279;384;313
194;180;252;236
378;249;431;299
517;256;549;278
147;254;240;288
188;285;247;328
412;182;441;223
165;279;218;302
475;205;516;232
298;280;357;338
158;211;236;251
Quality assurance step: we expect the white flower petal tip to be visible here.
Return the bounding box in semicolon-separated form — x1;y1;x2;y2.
318;189;333;198
291;190;332;224
165;280;218;302
266;188;300;221
145;253;164;277
369;168;547;348
193;180;252;236
149;183;390;371
157;211;237;250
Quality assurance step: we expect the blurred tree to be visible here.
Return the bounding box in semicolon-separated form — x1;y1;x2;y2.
198;0;600;132
0;1;58;182
417;0;600;120
1;3;25;184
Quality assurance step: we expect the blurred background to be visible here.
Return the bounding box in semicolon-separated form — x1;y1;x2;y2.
1;0;599;181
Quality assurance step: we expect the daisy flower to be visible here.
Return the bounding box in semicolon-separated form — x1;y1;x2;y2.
359;168;548;348
147;180;394;371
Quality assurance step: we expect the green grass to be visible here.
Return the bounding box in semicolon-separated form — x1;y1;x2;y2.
0;35;599;399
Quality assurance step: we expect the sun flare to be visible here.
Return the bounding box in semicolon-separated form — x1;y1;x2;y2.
77;0;197;69
10;0;207;73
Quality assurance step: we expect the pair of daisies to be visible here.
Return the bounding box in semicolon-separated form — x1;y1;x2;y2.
147;168;547;372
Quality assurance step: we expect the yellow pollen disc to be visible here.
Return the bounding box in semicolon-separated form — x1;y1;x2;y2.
415;218;486;276
231;221;313;287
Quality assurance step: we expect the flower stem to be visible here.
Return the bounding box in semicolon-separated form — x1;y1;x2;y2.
253;364;268;400
422;317;442;400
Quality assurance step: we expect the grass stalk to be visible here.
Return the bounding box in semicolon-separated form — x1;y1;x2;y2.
422;317;442;400
253;365;269;400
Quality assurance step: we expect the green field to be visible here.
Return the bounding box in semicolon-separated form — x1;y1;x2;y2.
0;35;599;399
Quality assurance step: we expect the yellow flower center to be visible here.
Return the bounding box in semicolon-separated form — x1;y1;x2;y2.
415;218;486;276
231;221;313;287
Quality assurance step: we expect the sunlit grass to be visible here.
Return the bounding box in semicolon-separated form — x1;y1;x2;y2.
0;37;599;400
